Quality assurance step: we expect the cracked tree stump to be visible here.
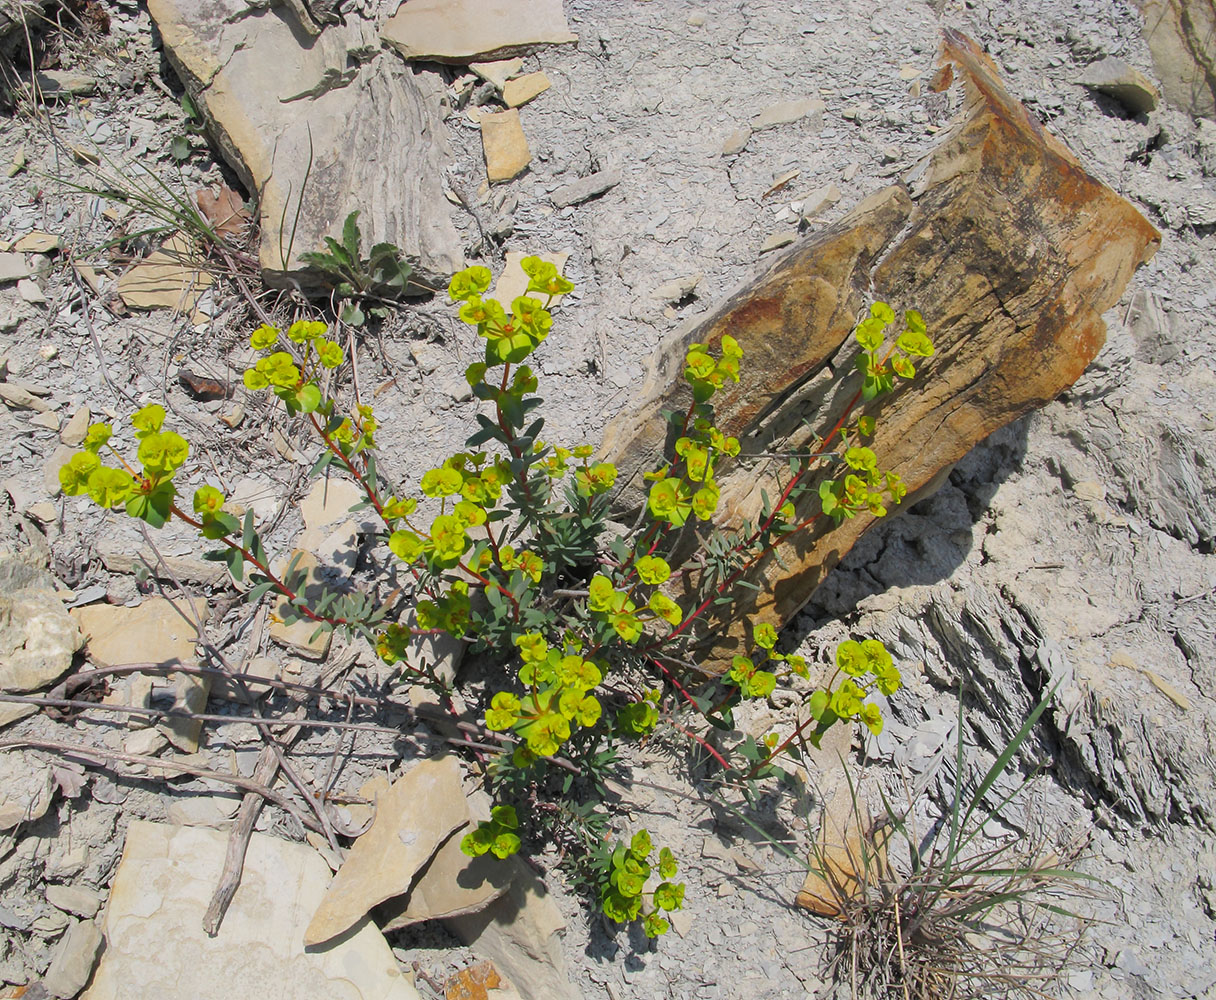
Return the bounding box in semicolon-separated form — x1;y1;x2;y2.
600;30;1160;671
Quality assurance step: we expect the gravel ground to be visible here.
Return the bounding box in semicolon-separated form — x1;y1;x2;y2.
1;1;1214;998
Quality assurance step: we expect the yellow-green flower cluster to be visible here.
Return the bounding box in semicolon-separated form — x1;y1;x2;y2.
587;552;681;642
645;338;741;527
735;621;810;686
854;302;935;399
728;655;777;698
807;638;902;736
448;260;565;365
601;830;684;937
818;445;907;522
385;454;516;577
683;334;742;399
460;805;521;860
482;634;605;757
59;404;190;525
242;320;346;418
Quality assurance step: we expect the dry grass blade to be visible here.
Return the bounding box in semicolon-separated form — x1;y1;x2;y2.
804;687;1109;1000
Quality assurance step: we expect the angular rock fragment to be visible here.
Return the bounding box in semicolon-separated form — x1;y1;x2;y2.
381;0;577;62
798;182;842;220
43;917;103;998
751;97;825;131
82;820;422;999
32;70;98;99
503;71;551;108
1078;56;1160;114
304;756;467;945
116;233;213;314
470;59;523;90
550;169;622;209
1138;0;1216;120
721;127;751;156
600;30;1160;668
481;109;531;183
147;0;462;293
0;252;30;283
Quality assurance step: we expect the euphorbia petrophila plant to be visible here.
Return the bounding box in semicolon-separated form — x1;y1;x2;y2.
60;256;934;937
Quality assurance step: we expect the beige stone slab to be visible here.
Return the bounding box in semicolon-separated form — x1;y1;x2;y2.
72;597;206;668
503;71;550;108
304;756;467;945
382;0;577;63
299;477;367;531
117;233;214;313
83;820;422;1000
12;231;62;253
480;109;531;183
493;250;570;306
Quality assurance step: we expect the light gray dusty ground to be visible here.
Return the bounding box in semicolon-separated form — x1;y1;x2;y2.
0;1;1214;998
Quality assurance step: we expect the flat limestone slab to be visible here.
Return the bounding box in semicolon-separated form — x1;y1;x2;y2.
84;820;422;1000
382;0;577;63
147;0;462;293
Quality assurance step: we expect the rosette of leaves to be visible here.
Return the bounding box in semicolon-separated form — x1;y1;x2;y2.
300;211;414;317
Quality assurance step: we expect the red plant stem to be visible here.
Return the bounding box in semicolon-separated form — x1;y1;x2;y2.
169;503;434;635
741;708;826;782
171;503;355;628
669;718;732;770
306;413;385;518
648;655;704;716
648;385;866;651
457;559;520;611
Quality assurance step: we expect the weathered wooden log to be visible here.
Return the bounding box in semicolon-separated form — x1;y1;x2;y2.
600;30;1160;670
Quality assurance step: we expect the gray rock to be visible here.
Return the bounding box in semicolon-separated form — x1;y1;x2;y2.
652;273;702;304
447;857;581;1000
1140;0;1216;119
0;564;82;694
721;127;751;155
43;918;103;999
1196;119;1216;177
45;885;102;919
1078;57;1160;115
797;182;842;220
759;230;797;253
381;0;577;62
751;98;825;131
551;169;623;209
0;253;29;284
147;0;462;293
0;751;53;830
1124;289;1179;364
33;70;99;99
